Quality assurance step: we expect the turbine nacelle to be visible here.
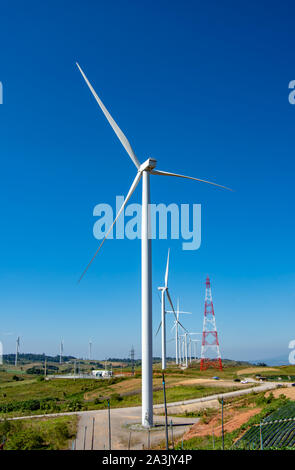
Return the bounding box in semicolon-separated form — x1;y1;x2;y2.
140;158;157;172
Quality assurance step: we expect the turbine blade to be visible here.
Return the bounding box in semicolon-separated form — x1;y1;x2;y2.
76;63;141;169
151;169;233;191
177;319;188;333
155;321;162;337
164;248;170;288
166;310;191;314
78;171;142;282
166;290;177;322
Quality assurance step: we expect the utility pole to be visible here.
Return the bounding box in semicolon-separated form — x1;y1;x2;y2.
91;417;95;450
44;356;47;378
108;400;111;450
83;426;87;450
162;373;169;450
260;422;263;450
221;397;224;450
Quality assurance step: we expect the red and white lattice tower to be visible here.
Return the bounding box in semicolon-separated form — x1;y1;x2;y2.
200;276;222;371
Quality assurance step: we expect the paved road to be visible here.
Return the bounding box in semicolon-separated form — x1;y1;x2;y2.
75;407;199;450
3;382;282;450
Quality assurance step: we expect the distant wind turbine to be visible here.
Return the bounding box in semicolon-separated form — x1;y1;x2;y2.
156;249;180;370
89;339;92;360
76;62;232;427
15;336;20;367
167;299;191;365
60;339;63;364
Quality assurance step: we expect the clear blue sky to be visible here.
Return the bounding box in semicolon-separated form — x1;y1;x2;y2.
0;0;294;361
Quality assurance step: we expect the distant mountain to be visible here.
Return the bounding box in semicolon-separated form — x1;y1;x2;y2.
251;354;291;367
3;353;76;364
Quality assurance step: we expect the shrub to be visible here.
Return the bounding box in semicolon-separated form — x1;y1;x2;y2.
5;429;45;450
66;399;82;411
110;393;122;402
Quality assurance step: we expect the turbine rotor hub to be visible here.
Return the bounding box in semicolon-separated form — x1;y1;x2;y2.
140;158;157;172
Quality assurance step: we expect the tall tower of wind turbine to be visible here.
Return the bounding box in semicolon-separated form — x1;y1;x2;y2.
75;63;232;427
167;299;191;365
89;340;92;360
156;250;180;370
15;336;20;367
60;339;63;365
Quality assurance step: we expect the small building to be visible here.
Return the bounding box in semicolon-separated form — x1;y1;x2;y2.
91;370;113;378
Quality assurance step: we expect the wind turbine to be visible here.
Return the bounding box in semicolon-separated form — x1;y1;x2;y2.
192;339;201;360
76;63;232;427
15;336;20;367
167;299;191;365
60;339;63;365
89;339;92;360
156;249;179;370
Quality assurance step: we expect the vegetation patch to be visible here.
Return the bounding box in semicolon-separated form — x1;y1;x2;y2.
0;415;77;450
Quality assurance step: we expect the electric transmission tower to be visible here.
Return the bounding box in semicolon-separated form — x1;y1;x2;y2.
130;346;135;376
200;276;222;371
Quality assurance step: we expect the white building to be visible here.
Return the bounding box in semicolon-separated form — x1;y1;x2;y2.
91;369;113;378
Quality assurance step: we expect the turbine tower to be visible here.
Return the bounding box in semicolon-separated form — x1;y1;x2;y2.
15;336;20;367
200;277;222;371
156;250;180;370
192;338;201;359
130;346;135;376
76;63;231;426
60;339;63;365
89;339;92;360
167;299;191;364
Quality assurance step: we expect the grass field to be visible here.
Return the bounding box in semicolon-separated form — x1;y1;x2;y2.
0;415;77;450
0;362;293;420
0;361;258;418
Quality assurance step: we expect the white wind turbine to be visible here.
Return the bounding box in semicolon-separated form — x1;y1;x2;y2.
15;336;20;367
60;339;63;365
156;249;181;370
192;338;201;360
167;299;191;365
76;63;232;427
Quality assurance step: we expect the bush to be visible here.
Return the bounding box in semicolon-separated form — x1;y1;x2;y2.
110;393;122;402
12;375;23;381
0;420;11;440
54;422;71;441
5;429;45;450
66;399;82;411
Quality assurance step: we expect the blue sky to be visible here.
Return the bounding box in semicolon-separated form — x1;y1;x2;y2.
0;0;294;361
